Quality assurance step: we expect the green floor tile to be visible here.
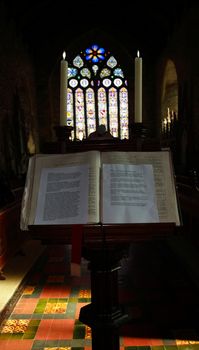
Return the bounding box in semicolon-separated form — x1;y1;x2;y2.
73;324;86;339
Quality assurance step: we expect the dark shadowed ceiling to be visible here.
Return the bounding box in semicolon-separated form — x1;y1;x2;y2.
2;0;197;61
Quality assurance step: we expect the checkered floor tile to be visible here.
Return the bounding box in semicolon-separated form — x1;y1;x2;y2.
1;241;199;350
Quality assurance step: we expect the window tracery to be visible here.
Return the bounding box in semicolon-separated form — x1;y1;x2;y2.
66;44;129;140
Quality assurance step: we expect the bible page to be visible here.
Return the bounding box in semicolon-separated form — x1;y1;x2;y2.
20;155;36;230
25;150;101;227
34;164;89;224
101;151;180;225
102;163;159;223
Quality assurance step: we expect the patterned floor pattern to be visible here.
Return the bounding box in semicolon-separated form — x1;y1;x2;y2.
1;239;199;350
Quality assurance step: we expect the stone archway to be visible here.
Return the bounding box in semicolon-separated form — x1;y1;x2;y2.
161;59;178;133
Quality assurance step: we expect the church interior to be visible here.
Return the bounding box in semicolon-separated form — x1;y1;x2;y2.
1;0;199;349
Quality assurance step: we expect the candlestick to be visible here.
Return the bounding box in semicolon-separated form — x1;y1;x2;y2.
60;51;68;126
134;50;142;123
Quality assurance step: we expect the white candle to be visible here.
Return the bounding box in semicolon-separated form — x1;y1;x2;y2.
134;50;142;123
60;51;68;126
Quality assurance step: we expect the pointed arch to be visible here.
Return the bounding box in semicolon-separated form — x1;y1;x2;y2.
66;43;129;140
161;59;178;133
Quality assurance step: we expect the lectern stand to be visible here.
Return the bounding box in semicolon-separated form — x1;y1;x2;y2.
29;222;177;350
80;245;128;350
78;224;176;350
28;125;179;350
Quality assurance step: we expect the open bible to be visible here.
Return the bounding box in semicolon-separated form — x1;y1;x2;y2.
20;150;180;230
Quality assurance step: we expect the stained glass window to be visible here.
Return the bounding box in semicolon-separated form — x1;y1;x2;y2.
66;44;129;140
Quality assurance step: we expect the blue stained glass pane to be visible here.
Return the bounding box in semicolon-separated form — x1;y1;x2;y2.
92;56;99;63
98;47;105;54
68;67;78;78
85;48;93;54
86;54;93;60
98;55;105;60
91;44;99;51
113;68;124;78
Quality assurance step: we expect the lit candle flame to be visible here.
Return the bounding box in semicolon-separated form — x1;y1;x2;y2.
137;50;140;58
62;51;66;60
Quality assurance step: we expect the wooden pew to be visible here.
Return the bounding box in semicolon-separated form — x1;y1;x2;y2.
0;188;25;279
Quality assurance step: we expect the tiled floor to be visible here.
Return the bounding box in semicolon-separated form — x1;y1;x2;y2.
1;236;199;350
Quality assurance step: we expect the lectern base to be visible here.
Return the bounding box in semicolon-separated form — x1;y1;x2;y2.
80;246;129;350
79;303;128;328
79;302;128;350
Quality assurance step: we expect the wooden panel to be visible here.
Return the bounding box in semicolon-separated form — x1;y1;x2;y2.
28;222;177;247
0;201;25;271
176;176;199;238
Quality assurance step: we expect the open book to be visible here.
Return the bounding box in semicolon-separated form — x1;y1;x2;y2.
20;150;180;230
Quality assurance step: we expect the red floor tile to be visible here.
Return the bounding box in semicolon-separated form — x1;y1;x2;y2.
35;319;75;340
40;285;71;298
0;339;33;350
13;298;38;314
123;336;157;346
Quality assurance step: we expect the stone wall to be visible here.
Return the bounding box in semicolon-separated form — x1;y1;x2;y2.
156;3;199;174
0;5;38;185
1;2;199;184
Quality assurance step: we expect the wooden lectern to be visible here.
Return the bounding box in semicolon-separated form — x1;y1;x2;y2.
28;125;180;350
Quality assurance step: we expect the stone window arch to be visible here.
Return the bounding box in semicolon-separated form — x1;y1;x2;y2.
161;59;178;134
66;44;129;140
